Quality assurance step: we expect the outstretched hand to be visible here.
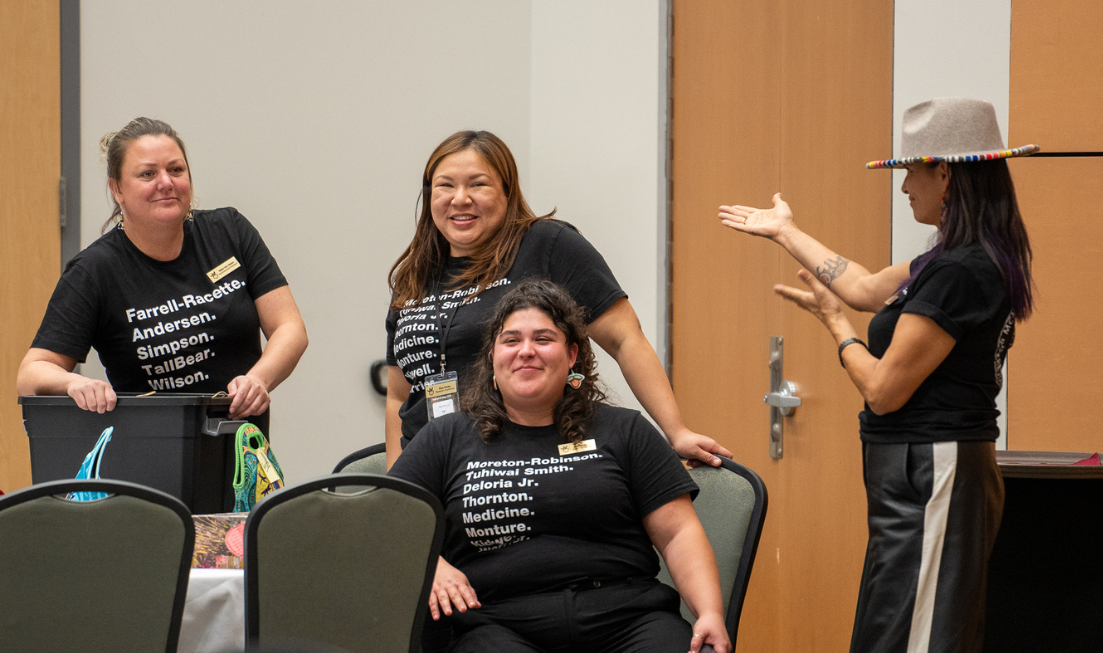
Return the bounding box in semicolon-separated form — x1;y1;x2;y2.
774;269;845;327
719;192;794;240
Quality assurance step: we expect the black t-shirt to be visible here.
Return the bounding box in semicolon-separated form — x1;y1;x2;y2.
31;208;288;393
386;220;626;441
389;404;698;603
859;244;1015;443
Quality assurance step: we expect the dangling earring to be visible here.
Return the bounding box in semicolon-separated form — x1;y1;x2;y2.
492;375;498;391
940;198;948;215
566;371;585;390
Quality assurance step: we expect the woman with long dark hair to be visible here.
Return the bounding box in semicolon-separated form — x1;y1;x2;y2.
718;97;1036;652
389;278;730;653
385;130;730;469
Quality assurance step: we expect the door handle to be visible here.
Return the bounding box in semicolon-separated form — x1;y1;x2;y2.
767;336;802;459
765;381;802;413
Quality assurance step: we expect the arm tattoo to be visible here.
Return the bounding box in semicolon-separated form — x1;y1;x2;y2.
815;256;849;287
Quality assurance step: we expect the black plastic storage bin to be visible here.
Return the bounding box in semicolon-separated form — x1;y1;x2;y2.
19;394;263;513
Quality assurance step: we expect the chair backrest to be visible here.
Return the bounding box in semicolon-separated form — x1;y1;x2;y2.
0;478;194;653
332;442;387;475
656;457;767;651
245;473;444;653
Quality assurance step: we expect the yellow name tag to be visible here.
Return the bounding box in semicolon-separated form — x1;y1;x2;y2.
558;439;597;455
425;379;458;399
207;257;241;283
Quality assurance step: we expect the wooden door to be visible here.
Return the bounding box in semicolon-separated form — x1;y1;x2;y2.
671;1;893;650
1007;0;1103;453
0;0;61;492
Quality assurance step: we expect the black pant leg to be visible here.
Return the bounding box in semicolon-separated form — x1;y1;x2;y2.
575;580;692;653
449;590;571;652
926;442;1003;653
448;624;545;653
852;441;1004;653
851;442;930;653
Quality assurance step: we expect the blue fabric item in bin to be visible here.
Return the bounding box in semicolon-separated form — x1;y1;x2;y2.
68;427;113;502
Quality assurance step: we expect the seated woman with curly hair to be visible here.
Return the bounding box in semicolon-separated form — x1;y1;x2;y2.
389;278;729;653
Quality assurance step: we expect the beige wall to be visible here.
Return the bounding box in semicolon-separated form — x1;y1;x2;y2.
78;1;669;482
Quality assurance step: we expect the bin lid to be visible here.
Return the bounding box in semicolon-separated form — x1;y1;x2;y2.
18;393;234;407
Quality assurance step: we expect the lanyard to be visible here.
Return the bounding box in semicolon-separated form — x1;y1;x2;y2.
435;281;464;374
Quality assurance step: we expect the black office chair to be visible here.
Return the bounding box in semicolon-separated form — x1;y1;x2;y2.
244;474;444;653
657;456;768;652
0;478;194;652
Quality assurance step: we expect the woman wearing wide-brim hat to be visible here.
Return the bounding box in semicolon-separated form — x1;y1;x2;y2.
718;97;1037;652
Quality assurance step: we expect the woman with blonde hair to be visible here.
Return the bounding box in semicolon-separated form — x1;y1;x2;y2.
19;117;307;425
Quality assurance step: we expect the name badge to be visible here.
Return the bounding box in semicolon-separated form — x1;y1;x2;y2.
425;371;460;421
207;257;241;283
558;439;597;455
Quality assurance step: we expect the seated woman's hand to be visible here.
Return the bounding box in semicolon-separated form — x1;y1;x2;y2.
66;375;117;414
430;557;480;620
227;374;270;419
689;611;731;653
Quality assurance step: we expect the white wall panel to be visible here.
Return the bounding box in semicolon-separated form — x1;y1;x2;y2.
529;0;667;415
892;0;1012;444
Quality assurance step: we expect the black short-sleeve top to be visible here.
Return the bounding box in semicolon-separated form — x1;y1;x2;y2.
386;219;626;441
388;404;698;603
859;243;1015;443
30;208;287;393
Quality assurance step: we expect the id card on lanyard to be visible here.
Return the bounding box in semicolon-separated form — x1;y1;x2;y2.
425;284;463;422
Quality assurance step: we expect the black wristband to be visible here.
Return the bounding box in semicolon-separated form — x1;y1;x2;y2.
838;338;868;368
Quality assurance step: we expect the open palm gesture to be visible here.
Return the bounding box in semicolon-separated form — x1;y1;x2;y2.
718;192;794;241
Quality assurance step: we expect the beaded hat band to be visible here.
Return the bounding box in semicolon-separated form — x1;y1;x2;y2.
867;144;1040;169
866;97;1040;169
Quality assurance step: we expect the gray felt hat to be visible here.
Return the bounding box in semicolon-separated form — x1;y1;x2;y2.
867;97;1039;169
